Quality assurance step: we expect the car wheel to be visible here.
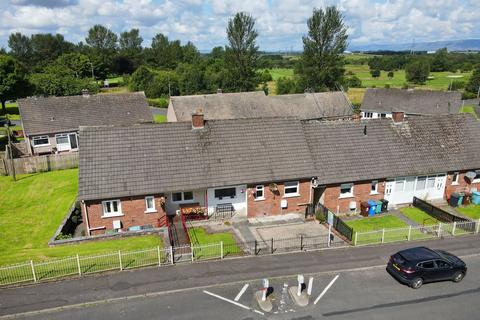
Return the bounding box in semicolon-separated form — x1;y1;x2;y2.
452;272;465;283
411;277;423;289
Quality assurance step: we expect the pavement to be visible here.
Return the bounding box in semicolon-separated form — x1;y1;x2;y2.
0;236;480;319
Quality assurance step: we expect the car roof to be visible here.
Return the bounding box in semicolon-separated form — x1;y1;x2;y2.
397;247;441;261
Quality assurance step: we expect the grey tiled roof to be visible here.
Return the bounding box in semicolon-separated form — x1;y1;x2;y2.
170;91;353;121
18;92;152;136
361;88;462;115
304;114;480;185
78;114;480;200
78;118;315;200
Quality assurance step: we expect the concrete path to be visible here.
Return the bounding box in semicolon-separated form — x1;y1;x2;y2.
1;235;480;316
390;210;421;227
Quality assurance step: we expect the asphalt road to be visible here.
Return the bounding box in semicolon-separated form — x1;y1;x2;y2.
1;236;480;319
8;254;480;320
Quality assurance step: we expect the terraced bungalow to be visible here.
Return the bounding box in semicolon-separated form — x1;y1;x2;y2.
78;111;480;235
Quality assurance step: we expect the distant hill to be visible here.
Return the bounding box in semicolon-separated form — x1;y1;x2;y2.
349;39;480;52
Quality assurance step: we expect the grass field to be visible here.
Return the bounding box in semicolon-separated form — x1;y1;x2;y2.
347;215;409;232
0;169;162;266
400;207;439;226
154;114;167;123
188;227;241;258
456;205;480;220
459;105;478;118
1;102;20;121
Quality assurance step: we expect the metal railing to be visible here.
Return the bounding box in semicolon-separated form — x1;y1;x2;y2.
354;220;480;246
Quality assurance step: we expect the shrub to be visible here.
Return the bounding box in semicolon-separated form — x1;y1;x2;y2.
405;59;430;84
462;91;478;100
387;71;394;79
315;210;327;223
370;69;381;78
449;80;465;91
346;75;362;88
276;76;297;94
384;84;391;89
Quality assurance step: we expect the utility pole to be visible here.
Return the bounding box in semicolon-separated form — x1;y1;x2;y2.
4;116;16;181
477;85;480;99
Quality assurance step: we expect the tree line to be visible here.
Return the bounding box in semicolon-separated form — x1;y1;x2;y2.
0;6;350;112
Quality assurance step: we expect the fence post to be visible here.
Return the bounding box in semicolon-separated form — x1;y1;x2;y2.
300;235;304;250
328;224;332;247
118;250;123;271
438;223;442;238
407;226;412;241
30;260;37;282
170;246;174;265
157;246;162;267
476;219;480;234
254;240;258;255
76;254;81;276
452;221;457;236
220;241;224;259
354;232;357;246
271;238;274;254
191;245;195;262
381;229;385;244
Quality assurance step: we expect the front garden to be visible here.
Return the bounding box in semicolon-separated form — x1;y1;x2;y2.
187;226;241;258
0;169;162;266
456;205;480;220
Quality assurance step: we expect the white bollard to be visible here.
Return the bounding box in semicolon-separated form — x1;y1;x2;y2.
262;279;269;301
307;277;314;296
297;274;304;296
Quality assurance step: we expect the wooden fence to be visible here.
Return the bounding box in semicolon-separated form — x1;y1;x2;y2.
1;152;79;176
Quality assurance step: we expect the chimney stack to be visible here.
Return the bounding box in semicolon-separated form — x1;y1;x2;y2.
392;111;405;124
81;89;90;97
352;113;362;122
192;109;205;129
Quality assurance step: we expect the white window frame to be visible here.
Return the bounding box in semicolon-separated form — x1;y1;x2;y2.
171;191;195;203
473;170;480;184
145;196;156;213
102;199;123;218
255;185;265;200
452;172;459;185
55;133;70;145
32;135;50;147
370;180;379;194
339;183;354;198
284;181;300;198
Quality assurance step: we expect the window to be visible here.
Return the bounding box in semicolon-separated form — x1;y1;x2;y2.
370;181;378;194
284;181;299;197
380;113;387;118
405;177;415;192
419;261;435;269
214;188;236;199
416;176;426;190
395;178;405;192
435;260;450;269
32;136;49;147
363;112;373;118
452;172;459;185
427;176;436;189
145;196;155;213
172;192;194;203
340;183;353;198
55;134;69;145
255;185;265;200
102;200;122;217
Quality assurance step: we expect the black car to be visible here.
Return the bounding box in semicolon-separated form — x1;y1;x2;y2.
386;246;467;289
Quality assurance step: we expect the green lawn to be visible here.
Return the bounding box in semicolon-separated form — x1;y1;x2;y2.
457;205;480;220
459;105;478;118
400;207;439;226
154;114;167;123
187;227;241;259
267;68;294;81
346;215;408;231
1;102;20;121
0;169;162;266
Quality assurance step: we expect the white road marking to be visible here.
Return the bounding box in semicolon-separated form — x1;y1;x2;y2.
203;290;265;316
234;284;249;301
314;274;339;305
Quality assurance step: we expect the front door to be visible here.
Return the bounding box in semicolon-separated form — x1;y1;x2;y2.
384;180;394;203
69;133;78;150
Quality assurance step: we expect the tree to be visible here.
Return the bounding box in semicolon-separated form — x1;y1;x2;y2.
176;62;205;95
85;25;118;53
387;71;394;79
0;55;31;113
297;7;348;92
182;41;200;64
466;66;480;96
55;53;92;78
8;33;32;66
119;29;143;56
431;48;448;72
405;59;430;84
223;12;260;92
345;75;362;88
128;66;154;92
276;77;298;95
29;34;74;69
370;69;380;78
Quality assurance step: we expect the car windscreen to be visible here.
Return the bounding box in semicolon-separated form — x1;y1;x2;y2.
436;250;461;264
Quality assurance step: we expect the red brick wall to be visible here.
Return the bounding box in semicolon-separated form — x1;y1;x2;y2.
82;194;166;235
246;180;311;218
445;171;480;200
323;180;385;213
